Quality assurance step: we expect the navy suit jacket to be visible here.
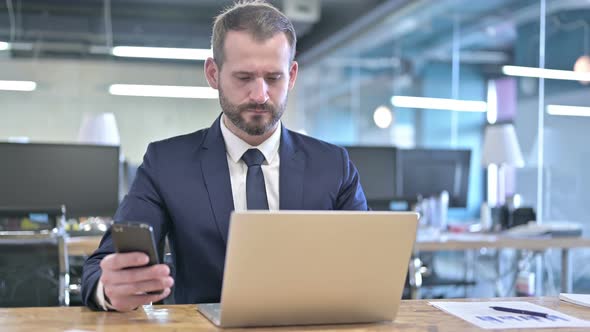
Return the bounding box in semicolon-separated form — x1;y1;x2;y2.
82;115;368;310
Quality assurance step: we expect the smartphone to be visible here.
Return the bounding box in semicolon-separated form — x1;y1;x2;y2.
112;222;160;265
111;223;163;294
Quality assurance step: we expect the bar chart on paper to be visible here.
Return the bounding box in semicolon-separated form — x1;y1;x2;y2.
429;301;590;329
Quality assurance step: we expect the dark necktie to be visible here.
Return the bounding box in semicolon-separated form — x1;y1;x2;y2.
241;148;269;210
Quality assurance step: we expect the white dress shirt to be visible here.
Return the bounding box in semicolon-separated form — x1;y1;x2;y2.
95;115;281;310
220;114;281;211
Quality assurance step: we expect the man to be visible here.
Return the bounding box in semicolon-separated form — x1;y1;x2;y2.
82;0;368;312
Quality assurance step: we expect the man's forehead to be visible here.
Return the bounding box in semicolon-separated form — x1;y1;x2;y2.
223;30;291;56
224;29;288;43
229;69;285;75
221;31;291;71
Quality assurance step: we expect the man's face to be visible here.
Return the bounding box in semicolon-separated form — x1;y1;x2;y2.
209;30;297;136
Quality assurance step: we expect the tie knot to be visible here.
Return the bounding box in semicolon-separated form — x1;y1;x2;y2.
241;148;266;167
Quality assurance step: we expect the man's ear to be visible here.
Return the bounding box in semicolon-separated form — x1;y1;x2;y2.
204;58;219;89
288;60;298;90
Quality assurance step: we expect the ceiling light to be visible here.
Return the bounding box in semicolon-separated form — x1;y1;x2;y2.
0;42;9;51
0;80;37;91
390;96;487;112
502;65;590;83
373;105;393;128
546;104;590;117
109;84;219;99
111;46;212;61
574;55;590;85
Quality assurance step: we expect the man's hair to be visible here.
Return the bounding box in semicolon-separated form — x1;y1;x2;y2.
211;0;297;68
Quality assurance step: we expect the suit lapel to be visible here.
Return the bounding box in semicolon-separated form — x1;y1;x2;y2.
200;115;234;244
279;127;305;210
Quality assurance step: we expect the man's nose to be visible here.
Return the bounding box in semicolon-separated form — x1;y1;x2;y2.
250;78;269;104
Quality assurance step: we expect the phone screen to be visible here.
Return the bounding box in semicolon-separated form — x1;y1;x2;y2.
112;223;160;266
111;223;163;294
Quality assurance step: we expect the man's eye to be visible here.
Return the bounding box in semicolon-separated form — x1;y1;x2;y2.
266;75;281;81
237;76;251;81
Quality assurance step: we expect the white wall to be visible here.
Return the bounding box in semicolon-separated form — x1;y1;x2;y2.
0;57;301;164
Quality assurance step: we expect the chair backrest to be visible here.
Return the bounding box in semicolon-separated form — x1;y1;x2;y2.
0;206;69;307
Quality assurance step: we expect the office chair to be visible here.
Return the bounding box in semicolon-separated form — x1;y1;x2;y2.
0;207;70;307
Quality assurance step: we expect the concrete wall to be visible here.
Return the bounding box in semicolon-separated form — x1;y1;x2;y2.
0;57;301;164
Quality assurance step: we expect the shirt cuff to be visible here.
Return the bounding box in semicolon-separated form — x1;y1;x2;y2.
95;280;116;311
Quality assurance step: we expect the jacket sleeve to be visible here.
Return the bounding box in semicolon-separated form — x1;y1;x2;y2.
81;143;171;310
335;147;369;211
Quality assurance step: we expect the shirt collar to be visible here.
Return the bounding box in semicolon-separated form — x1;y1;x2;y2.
220;114;281;164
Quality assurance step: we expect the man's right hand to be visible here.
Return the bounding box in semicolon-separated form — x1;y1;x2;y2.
99;252;174;312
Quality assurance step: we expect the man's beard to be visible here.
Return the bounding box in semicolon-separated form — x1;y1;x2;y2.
219;86;286;136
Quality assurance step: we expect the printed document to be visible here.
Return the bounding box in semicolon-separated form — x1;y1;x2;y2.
430;301;590;329
560;293;590;308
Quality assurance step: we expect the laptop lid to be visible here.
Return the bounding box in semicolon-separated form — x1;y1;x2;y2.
214;210;418;328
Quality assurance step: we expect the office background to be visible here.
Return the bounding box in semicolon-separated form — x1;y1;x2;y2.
1;0;589;300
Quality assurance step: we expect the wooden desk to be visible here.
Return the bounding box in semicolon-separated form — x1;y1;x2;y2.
70;234;590;254
67;235;590;294
415;233;590;251
414;234;590;296
66;235;102;256
1;297;588;332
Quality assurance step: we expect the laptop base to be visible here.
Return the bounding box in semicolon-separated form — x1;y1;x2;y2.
197;303;221;326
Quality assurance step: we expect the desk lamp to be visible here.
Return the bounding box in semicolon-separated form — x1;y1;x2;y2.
77;112;120;146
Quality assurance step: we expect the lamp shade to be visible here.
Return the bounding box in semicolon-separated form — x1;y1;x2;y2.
481;123;524;167
77;113;120;146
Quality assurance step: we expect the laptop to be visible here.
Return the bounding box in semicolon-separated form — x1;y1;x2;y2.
197;210;418;328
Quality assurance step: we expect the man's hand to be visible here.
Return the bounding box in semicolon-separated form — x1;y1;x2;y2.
99;252;174;312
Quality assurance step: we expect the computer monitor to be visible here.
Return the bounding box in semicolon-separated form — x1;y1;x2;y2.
344;146;471;209
0;142;119;218
394;148;471;208
344;146;397;210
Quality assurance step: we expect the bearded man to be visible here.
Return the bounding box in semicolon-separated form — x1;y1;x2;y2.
82;0;368;312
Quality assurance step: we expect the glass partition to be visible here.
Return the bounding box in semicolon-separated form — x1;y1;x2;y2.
298;0;589;294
